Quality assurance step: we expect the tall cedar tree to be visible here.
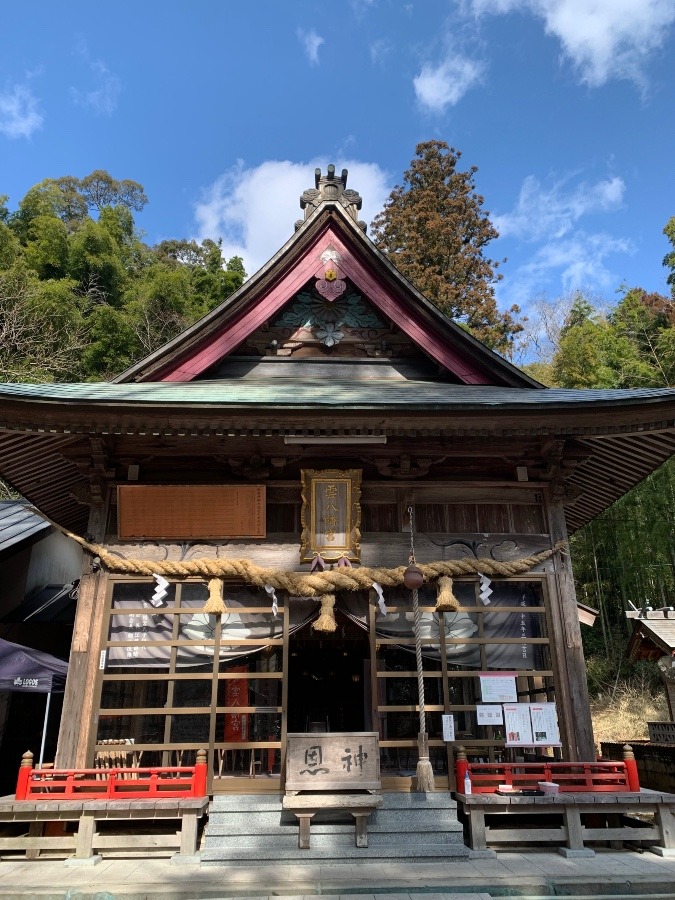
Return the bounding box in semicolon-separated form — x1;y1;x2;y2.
371;141;521;354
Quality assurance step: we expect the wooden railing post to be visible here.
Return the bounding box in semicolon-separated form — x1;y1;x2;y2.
15;751;33;800
455;745;468;790
623;744;640;791
194;749;208;796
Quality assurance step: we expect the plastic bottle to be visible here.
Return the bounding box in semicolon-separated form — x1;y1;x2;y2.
464;770;472;795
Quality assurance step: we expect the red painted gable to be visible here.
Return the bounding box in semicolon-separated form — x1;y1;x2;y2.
155;222;494;385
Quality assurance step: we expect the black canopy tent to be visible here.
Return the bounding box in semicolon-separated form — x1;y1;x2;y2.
0;638;68;768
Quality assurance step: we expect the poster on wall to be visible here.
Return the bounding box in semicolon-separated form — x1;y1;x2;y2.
442;714;456;742
503;703;534;746
476;704;504;726
479;672;517;703
529;703;561;746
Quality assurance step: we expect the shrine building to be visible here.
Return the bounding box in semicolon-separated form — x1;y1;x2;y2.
0;165;674;795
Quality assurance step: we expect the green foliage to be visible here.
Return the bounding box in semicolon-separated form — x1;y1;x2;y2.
551;288;675;388
79;170;148;213
25;215;70;279
545;266;675;685
664;216;675;297
68;219;127;305
0;170;246;382
571;458;675;640
371;140;522;355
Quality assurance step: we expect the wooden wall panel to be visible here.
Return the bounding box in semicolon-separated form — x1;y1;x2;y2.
476;504;510;533
512;504;546;534
447;505;479;533
117;485;266;539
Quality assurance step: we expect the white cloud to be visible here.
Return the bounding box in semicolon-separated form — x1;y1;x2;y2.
297;28;325;65
507;232;634;299
494;174;625;241
0;84;43;139
369;38;392;66
413;54;484;112
71;40;121;115
193;159;391;278
493;171;633;309
467;0;675;86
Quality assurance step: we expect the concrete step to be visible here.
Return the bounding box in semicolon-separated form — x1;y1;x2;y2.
205;812;465;832
203;829;467;850
202;791;468;864
208;791;460;811
200;843;474;864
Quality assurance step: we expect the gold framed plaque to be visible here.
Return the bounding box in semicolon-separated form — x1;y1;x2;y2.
300;469;361;563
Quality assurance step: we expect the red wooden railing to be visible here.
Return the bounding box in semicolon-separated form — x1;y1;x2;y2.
15;749;208;801
455;744;640;793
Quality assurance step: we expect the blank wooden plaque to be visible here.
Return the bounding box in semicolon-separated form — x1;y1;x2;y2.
117;485;266;540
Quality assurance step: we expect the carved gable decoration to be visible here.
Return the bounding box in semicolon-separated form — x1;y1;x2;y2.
274;290;385;349
117;166;539;387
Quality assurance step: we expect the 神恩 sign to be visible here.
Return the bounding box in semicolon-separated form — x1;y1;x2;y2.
300;469;361;563
285;732;380;791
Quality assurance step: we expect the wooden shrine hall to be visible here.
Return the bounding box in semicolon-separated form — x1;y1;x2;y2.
0;164;674;801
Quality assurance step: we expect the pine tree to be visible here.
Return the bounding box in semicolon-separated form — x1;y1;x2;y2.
371;141;521;354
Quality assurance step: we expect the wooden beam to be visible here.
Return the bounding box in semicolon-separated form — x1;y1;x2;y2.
55;499;109;768
546;495;596;761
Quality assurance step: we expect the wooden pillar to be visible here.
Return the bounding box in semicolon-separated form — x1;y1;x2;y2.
546;497;595;761
55;500;109;768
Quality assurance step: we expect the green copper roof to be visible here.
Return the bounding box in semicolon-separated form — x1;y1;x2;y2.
0;380;674;410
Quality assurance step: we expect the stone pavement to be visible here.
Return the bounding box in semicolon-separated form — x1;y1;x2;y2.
1;850;675;900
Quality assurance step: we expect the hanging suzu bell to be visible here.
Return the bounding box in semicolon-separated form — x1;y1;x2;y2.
403;563;424;590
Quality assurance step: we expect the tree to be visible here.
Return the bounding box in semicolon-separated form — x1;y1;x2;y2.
0;170;244;382
664;216;675;297
371;141;521;354
0;263;87;381
551;288;675;389
79;170;148;213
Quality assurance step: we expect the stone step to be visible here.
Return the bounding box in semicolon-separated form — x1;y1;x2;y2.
202;791;468;864
200;843;474;864
203;829;466;850
208;792;459;811
205;813;464;832
204;816;464;835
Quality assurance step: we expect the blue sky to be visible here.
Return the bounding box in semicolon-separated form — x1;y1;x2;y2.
2;0;674;356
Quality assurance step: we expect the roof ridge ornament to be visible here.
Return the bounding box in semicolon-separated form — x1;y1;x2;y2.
296;164;367;232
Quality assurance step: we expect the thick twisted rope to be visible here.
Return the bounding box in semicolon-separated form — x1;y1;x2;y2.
412;586;426;736
58;526;565;595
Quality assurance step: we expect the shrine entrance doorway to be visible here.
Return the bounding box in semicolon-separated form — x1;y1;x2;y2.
287;610;371;735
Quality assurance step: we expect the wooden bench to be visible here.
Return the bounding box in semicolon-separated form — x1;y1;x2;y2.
282;792;383;848
0;796;209;863
456;745;640;794
454;745;675;856
7;748;209;863
457;789;675;857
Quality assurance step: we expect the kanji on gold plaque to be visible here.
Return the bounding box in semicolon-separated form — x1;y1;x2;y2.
300;469;361;562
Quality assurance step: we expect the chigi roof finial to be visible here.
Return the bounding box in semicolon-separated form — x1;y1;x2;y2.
296;164;367;231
